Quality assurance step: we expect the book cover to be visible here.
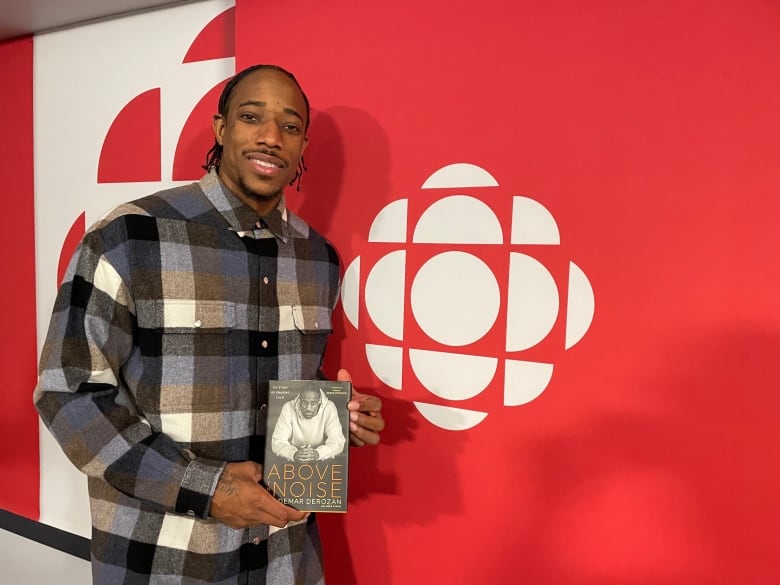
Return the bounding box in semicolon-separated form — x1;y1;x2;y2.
263;379;351;512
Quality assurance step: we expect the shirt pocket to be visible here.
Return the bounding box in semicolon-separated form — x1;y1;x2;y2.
151;299;237;333
136;299;237;413
291;305;333;335
277;305;333;380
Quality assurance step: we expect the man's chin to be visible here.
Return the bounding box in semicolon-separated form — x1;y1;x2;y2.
238;173;291;200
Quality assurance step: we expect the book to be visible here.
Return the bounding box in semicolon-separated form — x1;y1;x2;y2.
263;379;351;513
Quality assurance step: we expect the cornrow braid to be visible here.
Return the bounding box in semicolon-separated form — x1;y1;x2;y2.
202;64;311;173
290;156;308;192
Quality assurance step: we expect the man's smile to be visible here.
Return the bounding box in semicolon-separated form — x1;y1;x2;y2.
247;152;285;175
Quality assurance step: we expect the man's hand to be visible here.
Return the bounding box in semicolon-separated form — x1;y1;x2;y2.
209;461;307;529
293;447;319;462
339;368;385;447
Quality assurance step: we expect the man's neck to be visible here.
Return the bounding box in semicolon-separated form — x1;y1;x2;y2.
217;170;284;217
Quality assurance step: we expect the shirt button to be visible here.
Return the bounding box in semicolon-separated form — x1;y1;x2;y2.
186;510;195;517
261;340;268;349
193;320;202;328
253;537;261;545
314;321;319;329
263;276;269;284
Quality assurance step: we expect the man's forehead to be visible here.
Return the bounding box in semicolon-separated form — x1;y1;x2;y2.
230;70;306;109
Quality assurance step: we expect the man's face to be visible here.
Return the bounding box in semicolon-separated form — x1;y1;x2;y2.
299;390;321;419
213;69;309;214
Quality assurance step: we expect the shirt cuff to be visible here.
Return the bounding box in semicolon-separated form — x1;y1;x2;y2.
174;457;227;519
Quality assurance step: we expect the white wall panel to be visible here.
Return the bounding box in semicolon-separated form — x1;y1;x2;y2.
33;0;234;536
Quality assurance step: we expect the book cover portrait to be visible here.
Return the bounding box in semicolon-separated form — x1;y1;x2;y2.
264;380;351;512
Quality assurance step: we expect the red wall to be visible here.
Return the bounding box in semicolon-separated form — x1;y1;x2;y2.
236;1;780;584
0;36;39;519
2;1;780;583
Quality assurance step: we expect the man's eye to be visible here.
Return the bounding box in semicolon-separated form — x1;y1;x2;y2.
284;124;301;133
240;113;257;121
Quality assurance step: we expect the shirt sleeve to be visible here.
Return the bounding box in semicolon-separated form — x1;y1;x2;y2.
315;401;347;460
271;402;299;460
34;221;224;519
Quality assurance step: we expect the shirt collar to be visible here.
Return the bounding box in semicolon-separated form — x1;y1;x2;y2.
198;169;289;241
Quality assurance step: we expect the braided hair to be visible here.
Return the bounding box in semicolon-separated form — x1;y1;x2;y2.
203;64;310;190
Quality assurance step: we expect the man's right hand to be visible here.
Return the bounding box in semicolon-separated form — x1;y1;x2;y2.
209;461;307;529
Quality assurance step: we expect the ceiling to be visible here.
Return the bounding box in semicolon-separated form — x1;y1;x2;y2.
0;0;201;42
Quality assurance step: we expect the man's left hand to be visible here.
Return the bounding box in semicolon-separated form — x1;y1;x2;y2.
339;368;385;446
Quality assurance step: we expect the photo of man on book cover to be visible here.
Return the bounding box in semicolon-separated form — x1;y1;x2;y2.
264;380;351;512
271;386;348;462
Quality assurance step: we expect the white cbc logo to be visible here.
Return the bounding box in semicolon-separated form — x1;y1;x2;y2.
341;163;595;431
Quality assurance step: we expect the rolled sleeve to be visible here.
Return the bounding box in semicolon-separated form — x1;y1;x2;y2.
175;456;227;519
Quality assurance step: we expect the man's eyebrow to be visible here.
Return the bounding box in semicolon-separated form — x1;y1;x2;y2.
236;100;305;124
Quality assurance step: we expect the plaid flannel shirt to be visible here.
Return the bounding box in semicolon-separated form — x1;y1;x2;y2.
34;170;340;585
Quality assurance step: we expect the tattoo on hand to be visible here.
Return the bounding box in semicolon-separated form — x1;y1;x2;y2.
217;473;239;496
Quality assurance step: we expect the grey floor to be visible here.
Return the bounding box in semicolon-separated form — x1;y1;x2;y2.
0;527;91;584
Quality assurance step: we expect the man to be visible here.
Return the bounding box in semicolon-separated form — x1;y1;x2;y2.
271;388;347;462
34;64;384;585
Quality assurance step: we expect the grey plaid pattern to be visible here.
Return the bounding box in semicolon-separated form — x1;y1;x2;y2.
35;170;339;584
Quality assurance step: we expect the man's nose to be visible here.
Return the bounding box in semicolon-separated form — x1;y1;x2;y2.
257;121;282;147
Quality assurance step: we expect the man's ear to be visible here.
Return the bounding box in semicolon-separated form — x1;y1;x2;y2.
212;114;225;145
